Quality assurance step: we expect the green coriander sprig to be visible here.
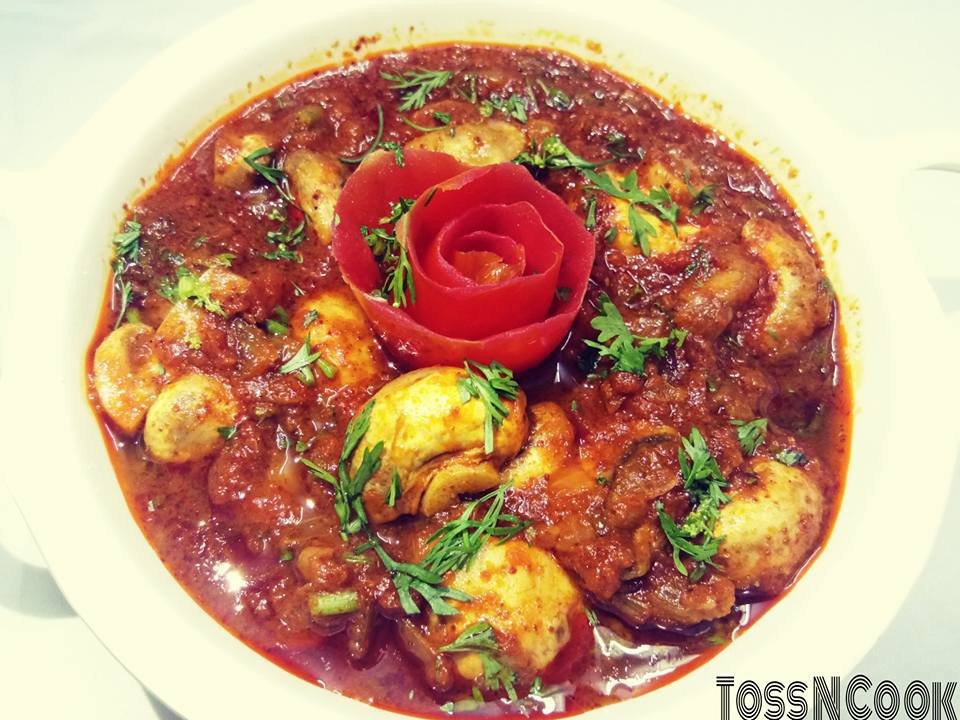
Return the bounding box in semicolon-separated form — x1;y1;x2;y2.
362;196;417;307
300;402;383;536
278;336;323;386
157;266;225;316
656;427;731;581
731;418;768;456
513;135;606;172
242;147;296;205
583;168;680;234
457;361;519;454
439;622;518;701
584;295;687;375
381;69;454;112
111;219;142;328
480;93;528;123
684;170;717;217
357;481;528;617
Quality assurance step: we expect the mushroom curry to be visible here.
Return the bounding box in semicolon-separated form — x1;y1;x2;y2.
86;43;850;717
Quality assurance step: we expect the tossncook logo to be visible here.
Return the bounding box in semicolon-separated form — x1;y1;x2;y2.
717;676;957;720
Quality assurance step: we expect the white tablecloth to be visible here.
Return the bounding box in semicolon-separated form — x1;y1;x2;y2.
1;1;957;717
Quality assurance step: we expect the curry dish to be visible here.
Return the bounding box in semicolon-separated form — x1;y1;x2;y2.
86;43;850;717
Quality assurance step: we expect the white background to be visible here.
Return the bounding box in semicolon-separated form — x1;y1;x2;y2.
1;1;958;717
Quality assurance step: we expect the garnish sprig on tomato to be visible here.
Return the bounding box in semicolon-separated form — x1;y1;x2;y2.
332;149;595;372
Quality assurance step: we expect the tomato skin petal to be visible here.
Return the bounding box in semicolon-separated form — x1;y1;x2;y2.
407;200;563;340
332;149;467;291
331;151;595;372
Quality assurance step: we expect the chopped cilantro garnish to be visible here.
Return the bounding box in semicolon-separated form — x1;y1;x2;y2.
536;79;572;110
513;135;605;171
480;93;528;123
111;219;142;328
457;360;519;454
731;418;768;456
774;448;808;466
583;294;687;375
656;427;730;580
627;204;657;256
264;218;306;262
279;336;323;385
381;69;454;112
242;147;296;205
217;425;237;440
684;170;717;217
604;131;645;161
583;169;679;234
440;622;518;701
157;266;225;316
300;402;382;537
386;469;402;507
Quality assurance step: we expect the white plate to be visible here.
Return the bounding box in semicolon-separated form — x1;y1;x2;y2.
1;1;957;718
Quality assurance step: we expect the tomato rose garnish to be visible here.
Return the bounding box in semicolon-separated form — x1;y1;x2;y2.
332;149;594;372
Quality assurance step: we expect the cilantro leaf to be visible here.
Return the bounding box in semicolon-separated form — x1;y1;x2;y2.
731;418;768;456
300;402;381;537
278;336;323;385
656;427;731;580
627;204;656;256
386;468;402;507
264;218;306;262
360;481;528;618
604;131;645;161
582;169;680;233
480;93;528;123
157;266;225;316
513;135;606;171
381;69;454;112
536;79;572;111
113;219;142;265
774;448;808;467
583;295;687;375
684;170;717;217
363;197;417;308
242;147;296;205
439;622;518;701
379;197;416;225
457;360;519;454
111;219;142;328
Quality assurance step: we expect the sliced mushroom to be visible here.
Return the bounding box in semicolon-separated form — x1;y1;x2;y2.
92;323;164;434
405;120;526;166
154;266;251;352
213;132;271;190
441;539;583;682
290;288;388;387
502;402;574;489
606;559;736;630
144;373;238;462
198;266;253;316
284;150;344;243
715;457;826;596
672;245;764;340
740;218;833;360
355;367;528;522
643;160;693;206
604;432;681;530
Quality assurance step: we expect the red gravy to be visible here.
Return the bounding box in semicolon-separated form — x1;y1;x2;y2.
86;43;851;718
